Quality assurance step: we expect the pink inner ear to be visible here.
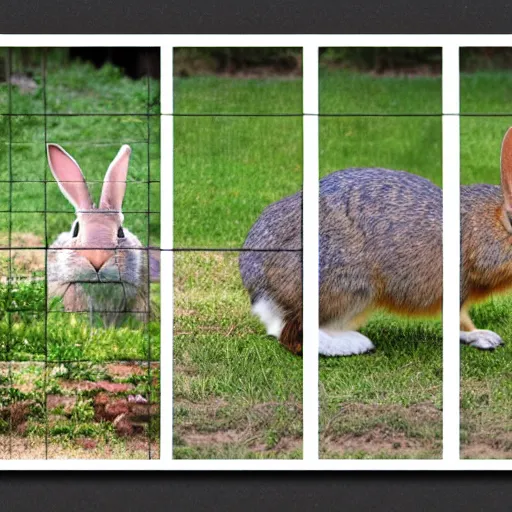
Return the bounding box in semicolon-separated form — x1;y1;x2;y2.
47;144;92;210
100;145;131;210
501;127;512;212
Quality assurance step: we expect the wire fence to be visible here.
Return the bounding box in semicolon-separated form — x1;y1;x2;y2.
0;48;160;460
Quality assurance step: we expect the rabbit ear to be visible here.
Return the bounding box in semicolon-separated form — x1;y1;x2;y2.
47;144;93;211
99;145;131;210
501;127;512;212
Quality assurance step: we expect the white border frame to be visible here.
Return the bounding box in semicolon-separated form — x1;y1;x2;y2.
0;34;510;470
302;45;319;463
442;45;460;463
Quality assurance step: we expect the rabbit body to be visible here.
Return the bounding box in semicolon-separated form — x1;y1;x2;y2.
461;184;512;304
46;144;150;327
459;183;512;349
240;168;443;356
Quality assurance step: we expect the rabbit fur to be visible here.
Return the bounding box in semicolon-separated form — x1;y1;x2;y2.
46;143;150;327
459;127;512;350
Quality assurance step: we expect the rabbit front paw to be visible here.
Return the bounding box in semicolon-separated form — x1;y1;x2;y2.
460;329;504;350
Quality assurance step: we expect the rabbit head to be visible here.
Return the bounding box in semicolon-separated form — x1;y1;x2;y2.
47;144;149;325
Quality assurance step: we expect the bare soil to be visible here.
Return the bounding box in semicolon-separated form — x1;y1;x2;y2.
320;402;442;459
0;435;159;460
174;398;302;456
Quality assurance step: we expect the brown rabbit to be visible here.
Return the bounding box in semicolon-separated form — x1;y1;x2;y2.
459;127;512;349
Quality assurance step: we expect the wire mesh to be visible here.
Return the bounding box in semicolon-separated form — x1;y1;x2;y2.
0;48;160;460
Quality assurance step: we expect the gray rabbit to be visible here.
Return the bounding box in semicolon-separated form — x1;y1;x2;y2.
240;127;512;355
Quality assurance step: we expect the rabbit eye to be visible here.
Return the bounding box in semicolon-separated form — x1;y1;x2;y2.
72;222;79;238
117;227;125;238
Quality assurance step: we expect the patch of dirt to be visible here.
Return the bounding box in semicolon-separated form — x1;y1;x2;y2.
175;398;300;423
1;435;158;460
174;397;229;409
272;437;302;453
184;430;240;446
322;401;441;431
320;402;442;458
182;429;301;453
0;363;44;393
0;400;35;429
59;380;134;393
323;430;437;457
14;382;37;394
76;438;98;450
175;398;302;455
94;393;159;437
0;359;161;456
461;409;512;459
46;395;77;415
0;233;45;277
461;443;512;460
174;364;200;377
106;363;145;379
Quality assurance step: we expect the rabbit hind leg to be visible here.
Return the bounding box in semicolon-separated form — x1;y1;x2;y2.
252;297;302;354
319;293;375;357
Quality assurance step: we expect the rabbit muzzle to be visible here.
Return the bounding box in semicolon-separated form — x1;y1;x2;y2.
78;248;115;272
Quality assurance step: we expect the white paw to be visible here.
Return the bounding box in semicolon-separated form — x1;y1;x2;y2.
252;298;285;338
460;329;504;350
319;330;375;356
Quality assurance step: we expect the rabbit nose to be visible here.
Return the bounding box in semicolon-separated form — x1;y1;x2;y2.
83;249;114;271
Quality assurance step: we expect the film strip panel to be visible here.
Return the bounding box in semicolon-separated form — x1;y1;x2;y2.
0;47;161;460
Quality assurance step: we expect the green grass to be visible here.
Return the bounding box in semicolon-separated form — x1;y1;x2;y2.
320;68;442;114
174;253;302;459
174;75;302;114
0;52;160;459
460;73;512;458
319;70;443;459
320;116;442;186
174;77;302;248
173;74;303;458
461;72;512;114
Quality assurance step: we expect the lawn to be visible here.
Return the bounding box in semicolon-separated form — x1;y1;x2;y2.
173;74;303;459
0;50;160;459
460;71;512;459
319;67;443;459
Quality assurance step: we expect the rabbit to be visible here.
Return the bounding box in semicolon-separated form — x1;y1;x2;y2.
46;143;153;327
459;126;512;350
241;129;512;356
240;167;444;356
